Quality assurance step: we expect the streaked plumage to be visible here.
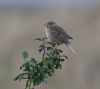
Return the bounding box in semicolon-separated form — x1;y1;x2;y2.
44;21;76;53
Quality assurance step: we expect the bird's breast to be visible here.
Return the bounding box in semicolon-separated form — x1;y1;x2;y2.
45;27;51;41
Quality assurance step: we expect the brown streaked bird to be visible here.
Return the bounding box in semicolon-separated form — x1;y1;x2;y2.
44;21;76;53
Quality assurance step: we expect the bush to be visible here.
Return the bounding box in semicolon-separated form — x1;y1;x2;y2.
14;37;68;89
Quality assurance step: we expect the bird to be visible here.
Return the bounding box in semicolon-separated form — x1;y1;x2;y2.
44;21;76;53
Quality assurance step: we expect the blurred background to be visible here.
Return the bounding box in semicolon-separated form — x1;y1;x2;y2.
0;0;100;89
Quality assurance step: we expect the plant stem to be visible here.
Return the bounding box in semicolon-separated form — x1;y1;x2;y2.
42;39;46;60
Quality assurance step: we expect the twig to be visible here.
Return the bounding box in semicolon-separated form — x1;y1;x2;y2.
42;39;45;60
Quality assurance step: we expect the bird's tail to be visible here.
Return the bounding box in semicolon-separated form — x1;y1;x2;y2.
68;44;76;53
65;42;76;53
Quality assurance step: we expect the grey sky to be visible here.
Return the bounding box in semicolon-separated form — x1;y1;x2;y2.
0;0;99;8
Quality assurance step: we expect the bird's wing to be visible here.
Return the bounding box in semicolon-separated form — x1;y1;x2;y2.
52;25;73;40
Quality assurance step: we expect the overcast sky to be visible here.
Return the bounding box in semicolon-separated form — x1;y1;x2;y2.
0;0;99;8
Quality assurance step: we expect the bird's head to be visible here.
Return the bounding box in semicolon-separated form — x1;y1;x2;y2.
44;21;56;28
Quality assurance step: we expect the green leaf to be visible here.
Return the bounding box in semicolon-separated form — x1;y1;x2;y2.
31;58;36;63
39;44;45;49
14;75;20;81
46;42;55;46
38;66;47;81
20;63;26;70
31;57;37;65
22;51;29;59
60;59;65;62
35;38;42;41
58;49;63;53
46;47;52;51
42;37;47;40
38;48;43;53
14;73;27;81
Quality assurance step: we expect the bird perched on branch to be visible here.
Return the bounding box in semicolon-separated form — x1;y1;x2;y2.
44;21;76;53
